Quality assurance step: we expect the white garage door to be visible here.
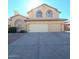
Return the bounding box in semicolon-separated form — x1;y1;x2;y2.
29;24;48;32
50;24;61;32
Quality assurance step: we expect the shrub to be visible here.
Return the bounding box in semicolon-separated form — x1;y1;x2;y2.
8;27;17;33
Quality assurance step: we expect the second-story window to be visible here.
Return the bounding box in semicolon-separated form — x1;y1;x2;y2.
46;10;52;17
36;10;42;17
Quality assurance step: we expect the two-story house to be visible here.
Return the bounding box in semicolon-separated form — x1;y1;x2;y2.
9;4;67;32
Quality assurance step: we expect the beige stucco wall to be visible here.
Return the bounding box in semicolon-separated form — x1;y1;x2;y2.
28;5;59;19
26;20;64;32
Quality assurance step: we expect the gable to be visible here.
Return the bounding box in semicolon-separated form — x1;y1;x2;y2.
27;4;60;19
27;4;61;14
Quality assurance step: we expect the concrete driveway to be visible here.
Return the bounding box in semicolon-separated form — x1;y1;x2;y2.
8;32;70;59
8;33;26;44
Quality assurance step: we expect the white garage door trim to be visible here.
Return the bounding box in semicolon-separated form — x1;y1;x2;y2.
29;24;48;32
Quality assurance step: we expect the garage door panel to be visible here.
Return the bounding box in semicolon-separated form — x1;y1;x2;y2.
50;24;61;32
29;24;48;32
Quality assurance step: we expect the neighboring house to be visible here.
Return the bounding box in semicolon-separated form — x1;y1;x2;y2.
9;4;67;32
64;21;70;31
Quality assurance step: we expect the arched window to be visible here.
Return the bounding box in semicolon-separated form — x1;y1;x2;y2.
15;19;24;30
46;10;52;17
36;10;42;17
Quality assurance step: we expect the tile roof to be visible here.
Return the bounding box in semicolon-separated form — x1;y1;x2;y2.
10;15;29;19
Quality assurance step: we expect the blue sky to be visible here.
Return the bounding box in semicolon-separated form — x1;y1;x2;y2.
8;0;70;19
